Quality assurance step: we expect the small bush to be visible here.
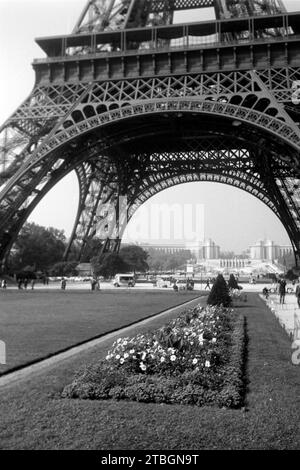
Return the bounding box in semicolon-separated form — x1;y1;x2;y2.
207;274;232;307
228;274;239;290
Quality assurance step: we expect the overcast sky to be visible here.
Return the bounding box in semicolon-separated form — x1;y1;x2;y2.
0;0;299;252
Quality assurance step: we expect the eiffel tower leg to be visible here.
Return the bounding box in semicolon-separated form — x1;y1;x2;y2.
64;158;129;261
254;147;300;265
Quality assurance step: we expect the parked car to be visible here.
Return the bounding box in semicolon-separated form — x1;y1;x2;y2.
113;274;135;287
156;276;174;288
175;279;194;291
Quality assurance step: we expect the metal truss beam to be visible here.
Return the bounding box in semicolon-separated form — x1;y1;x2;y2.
1;0;300;267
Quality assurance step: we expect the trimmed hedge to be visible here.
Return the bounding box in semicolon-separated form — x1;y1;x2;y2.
207;274;232;307
62;306;246;408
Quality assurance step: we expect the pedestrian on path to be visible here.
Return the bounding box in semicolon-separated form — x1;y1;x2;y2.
295;283;300;308
278;279;286;305
205;279;210;290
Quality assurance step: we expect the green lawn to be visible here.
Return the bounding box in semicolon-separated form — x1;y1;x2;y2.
0;290;199;373
0;293;299;449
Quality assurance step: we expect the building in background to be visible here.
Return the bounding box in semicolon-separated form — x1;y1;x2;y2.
250;239;293;261
186;239;220;260
139;239;220;260
138;243;189;255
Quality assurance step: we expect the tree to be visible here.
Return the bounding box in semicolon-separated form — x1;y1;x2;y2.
285;269;298;281
80;237;104;262
278;252;295;270
119;245;149;273
91;253;129;278
49;261;79;277
9;222;66;272
207;274;231;307
146;248;192;272
228;273;239;289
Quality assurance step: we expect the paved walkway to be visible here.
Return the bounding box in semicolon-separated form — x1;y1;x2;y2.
1;280;284;292
261;293;300;339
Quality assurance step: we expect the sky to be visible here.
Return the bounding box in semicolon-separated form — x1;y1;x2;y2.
0;0;299;252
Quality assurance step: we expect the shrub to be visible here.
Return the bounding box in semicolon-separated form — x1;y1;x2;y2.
228;274;239;290
207;274;232;307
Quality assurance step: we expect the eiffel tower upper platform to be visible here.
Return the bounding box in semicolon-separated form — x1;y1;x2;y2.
1;0;300;267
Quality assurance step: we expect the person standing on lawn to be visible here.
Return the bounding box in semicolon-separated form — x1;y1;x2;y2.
61;277;67;290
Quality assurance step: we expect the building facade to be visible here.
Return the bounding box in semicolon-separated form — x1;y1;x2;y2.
186;239;220;260
140;239;220;260
250;240;293;261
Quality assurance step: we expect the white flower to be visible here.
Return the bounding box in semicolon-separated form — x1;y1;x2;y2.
129;349;135;354
123;340;128;346
120;358;124;364
160;356;165;363
205;360;211;368
212;338;217;343
140;363;146;371
106;355;111;360
141;352;146;360
170;355;176;361
124;353;129;358
192;358;198;365
116;354;120;360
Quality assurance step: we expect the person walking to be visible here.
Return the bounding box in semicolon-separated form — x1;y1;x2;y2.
31;279;35;290
262;287;269;299
295;282;300;308
91;277;99;291
205;278;210;290
278;279;286;305
61;277;66;290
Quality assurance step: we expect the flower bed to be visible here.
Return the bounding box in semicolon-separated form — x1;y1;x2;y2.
62;304;246;408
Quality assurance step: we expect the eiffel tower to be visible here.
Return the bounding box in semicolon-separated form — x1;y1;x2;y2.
1;0;300;268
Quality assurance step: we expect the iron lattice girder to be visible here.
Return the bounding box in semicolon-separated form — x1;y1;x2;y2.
1;1;300;265
39;9;296;56
145;0;215;12
1;95;300;231
34;33;300;86
2;66;299;164
64;152;279;260
1;112;300;263
72;0;285;34
130;170;278;215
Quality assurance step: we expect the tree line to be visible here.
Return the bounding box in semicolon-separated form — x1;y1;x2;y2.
6;222;192;278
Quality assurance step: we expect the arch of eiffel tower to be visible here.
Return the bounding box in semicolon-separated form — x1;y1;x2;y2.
1;0;300;267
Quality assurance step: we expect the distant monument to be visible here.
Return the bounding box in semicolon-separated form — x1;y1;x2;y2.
250;240;293;262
